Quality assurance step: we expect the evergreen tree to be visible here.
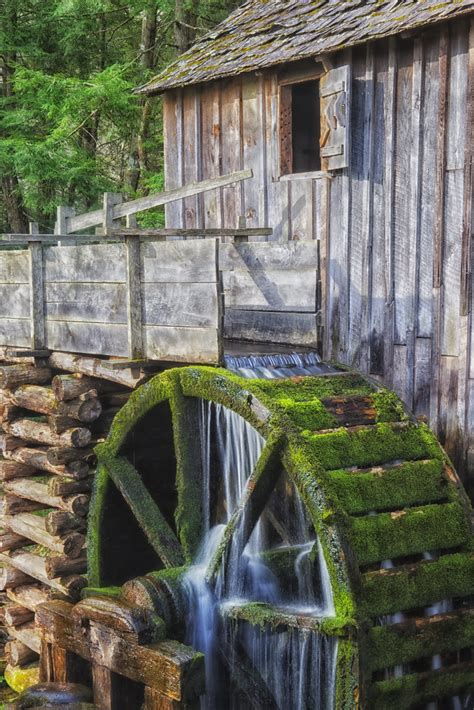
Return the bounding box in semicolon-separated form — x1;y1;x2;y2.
0;0;240;232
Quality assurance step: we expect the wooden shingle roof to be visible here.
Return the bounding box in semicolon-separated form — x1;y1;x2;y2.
139;0;474;93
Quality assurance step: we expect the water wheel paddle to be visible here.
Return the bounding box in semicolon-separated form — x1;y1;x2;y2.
89;366;474;708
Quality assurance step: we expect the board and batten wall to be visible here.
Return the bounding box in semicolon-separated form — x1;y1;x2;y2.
163;17;474;488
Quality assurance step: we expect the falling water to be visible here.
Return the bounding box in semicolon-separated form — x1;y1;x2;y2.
183;353;338;709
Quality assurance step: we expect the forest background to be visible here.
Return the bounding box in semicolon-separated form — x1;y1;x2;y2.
0;0;239;233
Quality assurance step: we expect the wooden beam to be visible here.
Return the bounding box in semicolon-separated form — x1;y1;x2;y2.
66;170;253;233
125;233;144;359
101;455;184;568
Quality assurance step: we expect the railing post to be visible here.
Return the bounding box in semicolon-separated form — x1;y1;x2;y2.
28;222;46;350
125;214;143;359
235;215;249;244
55;206;75;239
102;192;123;234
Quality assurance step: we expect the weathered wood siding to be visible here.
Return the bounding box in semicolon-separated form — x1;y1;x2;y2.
163;18;474;487
0;240;221;364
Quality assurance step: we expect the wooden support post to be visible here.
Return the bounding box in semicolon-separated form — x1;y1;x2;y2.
28;223;46;351
125;215;144;359
234;215;249;243
144;686;199;709
55;206;75;245
103;192;123;234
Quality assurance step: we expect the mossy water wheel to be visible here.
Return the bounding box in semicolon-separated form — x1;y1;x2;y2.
88;366;474;708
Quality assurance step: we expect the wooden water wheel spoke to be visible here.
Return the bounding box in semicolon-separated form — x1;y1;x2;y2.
102;455;184;568
205;431;284;584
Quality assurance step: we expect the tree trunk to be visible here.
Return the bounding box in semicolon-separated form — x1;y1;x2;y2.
175;0;199;54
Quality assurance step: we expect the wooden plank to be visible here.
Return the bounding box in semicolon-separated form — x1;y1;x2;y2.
67;172;252;233
164;91;183;229
265;74;288;242
0;319;31;348
0;251;30;283
183;88;200;229
242;76;265;229
461;19;474;318
45;283;128;324
101;455;183;568
141;239;219;283
417;34;441;338
221;78;243;231
46;321;129;358
28;223;46;350
44;244;126;283
289;179;314;241
142;283;218;327
219;241;318;271
222;269;317;312
382;38;397;387
0;284;30;319
430;28;450;434
143;326;220;364
126;236;144;358
109;228;272;239
201;83;222;229
413;337;432;417
393;38;414;347
442;169;464;356
224;310;318;346
369;44;390;375
347;45;374;373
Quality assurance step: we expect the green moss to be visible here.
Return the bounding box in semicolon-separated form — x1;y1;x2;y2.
351;502;468;565
369;665;474;709
303;422;442;471
273;398;337;430
328;459;447;514
221;601;355;637
368;608;474;672
5;663;39;694
252;374;374;402
335;639;360;710
360;553;474;617
373;389;409;423
80;586;122;600
87;462;110;587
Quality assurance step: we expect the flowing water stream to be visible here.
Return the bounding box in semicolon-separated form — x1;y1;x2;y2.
182;353;337;709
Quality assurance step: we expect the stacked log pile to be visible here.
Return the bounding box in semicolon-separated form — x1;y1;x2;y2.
0;356;133;682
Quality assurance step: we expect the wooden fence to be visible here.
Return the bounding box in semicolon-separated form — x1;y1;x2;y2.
0;172;320;364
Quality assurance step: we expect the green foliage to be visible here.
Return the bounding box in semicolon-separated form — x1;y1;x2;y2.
0;0;239;231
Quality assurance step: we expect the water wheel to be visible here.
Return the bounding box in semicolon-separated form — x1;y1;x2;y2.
88;365;474;709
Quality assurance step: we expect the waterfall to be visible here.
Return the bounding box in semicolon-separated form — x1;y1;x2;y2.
183;352;337;709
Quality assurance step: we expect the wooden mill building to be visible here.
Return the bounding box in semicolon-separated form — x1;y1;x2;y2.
139;0;474;491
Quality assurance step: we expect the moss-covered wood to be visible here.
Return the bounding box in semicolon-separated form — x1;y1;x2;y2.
89;365;474;708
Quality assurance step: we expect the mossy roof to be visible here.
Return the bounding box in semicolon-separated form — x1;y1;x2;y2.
139;0;474;93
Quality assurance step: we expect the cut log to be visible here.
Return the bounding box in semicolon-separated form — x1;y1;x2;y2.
47;477;92;497
102;392;131;408
4;479;89;517
12;385;102;423
0;563;31;590
1;404;29;422
0;459;36;481
0;434;25;454
48;353;148;389
0;365;52;389
7;584;60;611
0;530;28;553
7;620;41;654
5;419;92;449
71;597;164;644
52;373;126;401
4;604;34;626
6;447;89;479
0;551;86;598
4;514;85;558
0;494;44;515
48;415;82;434
45;512;86;537
45;555;87;580
46;446;95;467
5;638;37;666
